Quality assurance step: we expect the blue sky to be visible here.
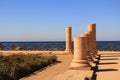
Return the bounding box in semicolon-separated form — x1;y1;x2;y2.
0;0;120;41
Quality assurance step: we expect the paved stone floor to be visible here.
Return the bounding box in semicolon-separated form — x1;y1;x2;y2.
96;51;120;80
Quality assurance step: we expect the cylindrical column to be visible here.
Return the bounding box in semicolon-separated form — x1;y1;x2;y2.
73;35;87;60
69;35;90;69
84;32;91;55
88;24;97;55
66;27;72;52
84;31;95;61
88;24;96;32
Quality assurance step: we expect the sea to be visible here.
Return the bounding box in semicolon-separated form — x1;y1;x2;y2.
0;41;120;51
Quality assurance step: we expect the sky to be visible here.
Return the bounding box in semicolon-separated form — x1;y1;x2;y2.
0;0;120;41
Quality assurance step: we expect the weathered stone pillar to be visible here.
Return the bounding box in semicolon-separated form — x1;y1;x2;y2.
84;31;96;61
88;24;97;55
69;35;90;69
66;27;72;53
88;24;96;33
84;32;91;58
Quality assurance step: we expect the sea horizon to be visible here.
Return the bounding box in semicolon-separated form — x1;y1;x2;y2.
0;40;120;42
0;41;120;51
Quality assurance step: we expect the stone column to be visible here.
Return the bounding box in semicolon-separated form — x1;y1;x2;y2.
88;24;96;32
66;27;72;53
88;24;97;55
69;35;90;70
84;31;95;61
84;32;91;58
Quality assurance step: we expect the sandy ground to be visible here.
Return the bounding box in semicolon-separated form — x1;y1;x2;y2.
20;54;73;80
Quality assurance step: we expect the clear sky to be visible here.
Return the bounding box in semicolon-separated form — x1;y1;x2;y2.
0;0;120;41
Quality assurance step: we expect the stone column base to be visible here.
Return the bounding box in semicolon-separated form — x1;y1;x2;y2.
69;60;91;70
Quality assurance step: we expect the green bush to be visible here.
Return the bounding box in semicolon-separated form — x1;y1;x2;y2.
0;54;57;80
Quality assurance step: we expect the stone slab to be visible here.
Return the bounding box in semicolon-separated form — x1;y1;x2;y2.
96;51;120;80
53;70;93;80
88;61;96;67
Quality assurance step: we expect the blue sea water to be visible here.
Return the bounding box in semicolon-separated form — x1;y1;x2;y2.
0;41;66;50
0;41;120;51
97;41;120;51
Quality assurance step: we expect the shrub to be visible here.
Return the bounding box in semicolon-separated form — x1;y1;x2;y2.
0;54;57;80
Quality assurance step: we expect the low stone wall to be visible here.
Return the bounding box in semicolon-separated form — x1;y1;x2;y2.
0;50;70;56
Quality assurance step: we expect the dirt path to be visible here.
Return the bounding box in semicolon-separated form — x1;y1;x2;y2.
20;54;73;80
